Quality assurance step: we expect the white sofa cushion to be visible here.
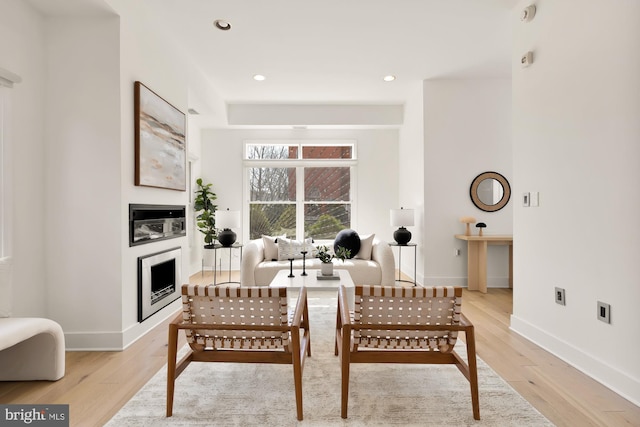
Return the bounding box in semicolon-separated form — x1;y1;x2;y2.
354;233;375;260
253;258;381;288
262;235;282;261
277;237;316;260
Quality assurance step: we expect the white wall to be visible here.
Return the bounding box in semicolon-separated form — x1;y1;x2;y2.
0;0;47;316
195;128;400;275
44;15;123;348
511;0;640;405
423;78;513;286
113;0;191;349
112;0;228;347
398;82;425;283
0;0;223;349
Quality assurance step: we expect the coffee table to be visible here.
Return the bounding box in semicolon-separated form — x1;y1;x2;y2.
269;269;354;309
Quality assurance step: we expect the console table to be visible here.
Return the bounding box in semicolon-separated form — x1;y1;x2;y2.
454;234;513;293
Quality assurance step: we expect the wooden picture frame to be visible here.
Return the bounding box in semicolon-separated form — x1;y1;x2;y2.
134;81;186;191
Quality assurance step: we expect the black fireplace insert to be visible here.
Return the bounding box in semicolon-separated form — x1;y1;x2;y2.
138;247;181;321
129;204;186;246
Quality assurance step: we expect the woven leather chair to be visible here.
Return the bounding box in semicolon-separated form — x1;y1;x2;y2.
335;284;479;420
167;284;311;420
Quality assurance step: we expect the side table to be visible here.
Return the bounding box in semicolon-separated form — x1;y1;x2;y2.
389;242;417;286
208;243;243;285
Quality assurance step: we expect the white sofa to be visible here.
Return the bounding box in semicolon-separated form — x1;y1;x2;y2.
241;237;396;286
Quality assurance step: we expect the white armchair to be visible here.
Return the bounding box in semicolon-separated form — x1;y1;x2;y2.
0;257;65;381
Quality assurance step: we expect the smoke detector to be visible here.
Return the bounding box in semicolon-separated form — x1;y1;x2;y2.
214;19;231;31
521;5;536;22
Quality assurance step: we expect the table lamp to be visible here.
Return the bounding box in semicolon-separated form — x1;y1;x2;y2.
216;209;240;247
390;207;414;245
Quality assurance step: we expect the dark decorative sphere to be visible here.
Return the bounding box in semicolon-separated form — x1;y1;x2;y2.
334;229;360;259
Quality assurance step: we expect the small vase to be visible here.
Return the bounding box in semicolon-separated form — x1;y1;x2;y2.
321;262;333;276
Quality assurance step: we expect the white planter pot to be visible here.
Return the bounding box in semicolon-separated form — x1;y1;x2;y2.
321;262;334;276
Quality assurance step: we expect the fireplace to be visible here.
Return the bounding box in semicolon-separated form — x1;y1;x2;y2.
129;204;186;246
138;247;181;322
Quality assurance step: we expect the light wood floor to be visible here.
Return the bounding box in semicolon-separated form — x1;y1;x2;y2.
1;271;638;426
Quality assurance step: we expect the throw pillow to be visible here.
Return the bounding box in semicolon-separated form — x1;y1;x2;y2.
354;233;375;260
334;229;360;259
278;237;316;261
262;235;285;261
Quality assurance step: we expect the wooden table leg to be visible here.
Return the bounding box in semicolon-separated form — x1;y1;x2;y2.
467;241;478;291
478;241;488;293
467;241;488;293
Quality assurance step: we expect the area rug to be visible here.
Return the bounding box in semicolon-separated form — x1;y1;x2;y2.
106;293;554;426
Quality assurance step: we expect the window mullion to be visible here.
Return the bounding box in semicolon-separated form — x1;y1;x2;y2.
296;166;305;238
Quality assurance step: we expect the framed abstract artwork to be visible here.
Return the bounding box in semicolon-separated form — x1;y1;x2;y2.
134;81;186;191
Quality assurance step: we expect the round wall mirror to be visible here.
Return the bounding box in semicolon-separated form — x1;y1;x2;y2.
469;171;511;212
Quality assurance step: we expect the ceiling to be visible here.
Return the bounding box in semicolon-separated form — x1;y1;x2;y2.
28;0;517;123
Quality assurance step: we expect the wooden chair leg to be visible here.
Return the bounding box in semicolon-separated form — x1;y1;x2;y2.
303;297;312;357
166;322;178;417
466;327;480;420
291;326;304;421
335;295;344;356
340;325;351;419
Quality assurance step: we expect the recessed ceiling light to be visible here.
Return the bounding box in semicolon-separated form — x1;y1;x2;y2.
253;74;266;81
213;19;231;31
383;75;396;82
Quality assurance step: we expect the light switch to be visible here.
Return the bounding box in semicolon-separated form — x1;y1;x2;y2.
531;192;539;207
523;192;530;207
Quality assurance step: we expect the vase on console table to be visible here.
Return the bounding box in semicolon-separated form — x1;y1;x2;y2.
320;261;333;276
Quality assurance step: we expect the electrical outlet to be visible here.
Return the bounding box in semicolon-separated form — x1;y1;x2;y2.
555;287;565;305
597;301;611;324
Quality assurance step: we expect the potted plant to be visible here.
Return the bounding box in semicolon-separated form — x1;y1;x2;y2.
315;245;351;276
194;178;218;248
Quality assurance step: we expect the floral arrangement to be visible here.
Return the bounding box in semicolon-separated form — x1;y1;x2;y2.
315;245;351;263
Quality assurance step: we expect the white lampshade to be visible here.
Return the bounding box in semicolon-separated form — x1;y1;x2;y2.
390;208;414;227
216;209;241;229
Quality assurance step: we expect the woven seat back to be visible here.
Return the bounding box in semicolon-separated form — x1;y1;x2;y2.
353;285;462;351
181;284;289;350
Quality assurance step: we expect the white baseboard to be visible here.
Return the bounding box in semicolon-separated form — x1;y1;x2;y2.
65;299;182;351
511;314;640;407
64;331;123;351
419;275;510;289
122;299;181;349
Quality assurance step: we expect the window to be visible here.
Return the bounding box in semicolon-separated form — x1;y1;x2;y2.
245;141;356;241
